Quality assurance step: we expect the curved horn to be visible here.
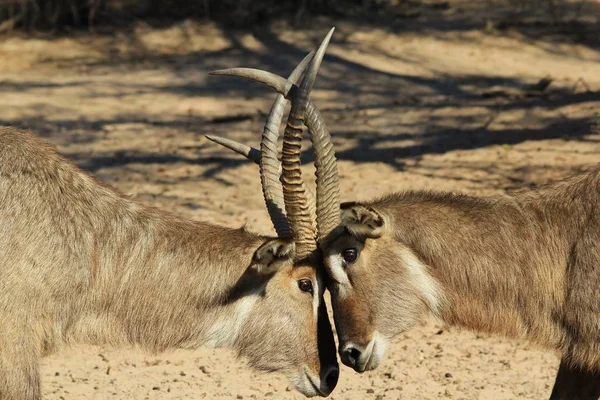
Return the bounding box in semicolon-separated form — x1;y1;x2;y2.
208;50;316;238
209;28;337;251
281;27;334;259
258;51;314;239
305;101;341;245
210;69;295;99
205;135;261;164
207;103;341;245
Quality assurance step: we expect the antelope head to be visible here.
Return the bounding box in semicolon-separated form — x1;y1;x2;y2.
211;28;441;376
208;30;339;397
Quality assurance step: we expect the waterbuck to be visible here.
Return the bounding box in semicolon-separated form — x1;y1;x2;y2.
0;34;340;400
209;31;600;400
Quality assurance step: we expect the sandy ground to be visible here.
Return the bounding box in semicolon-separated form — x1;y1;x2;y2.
1;2;600;398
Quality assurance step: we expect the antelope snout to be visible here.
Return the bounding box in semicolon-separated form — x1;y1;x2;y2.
340;333;387;373
322;365;340;396
341;343;368;371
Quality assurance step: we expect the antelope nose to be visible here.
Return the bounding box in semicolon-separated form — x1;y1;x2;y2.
341;345;363;369
322;366;339;395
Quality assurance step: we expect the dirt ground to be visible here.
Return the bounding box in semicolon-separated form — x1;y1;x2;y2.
1;2;600;399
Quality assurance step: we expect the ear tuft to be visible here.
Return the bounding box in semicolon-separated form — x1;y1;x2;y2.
252;239;295;275
341;204;384;239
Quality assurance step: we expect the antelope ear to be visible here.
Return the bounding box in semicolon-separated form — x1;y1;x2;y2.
252;239;295;275
340;202;384;239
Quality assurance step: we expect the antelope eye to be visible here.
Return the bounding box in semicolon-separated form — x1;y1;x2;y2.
343;248;358;264
298;279;313;294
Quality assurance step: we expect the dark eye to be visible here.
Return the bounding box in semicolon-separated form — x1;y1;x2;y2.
343;248;358;264
298;279;313;294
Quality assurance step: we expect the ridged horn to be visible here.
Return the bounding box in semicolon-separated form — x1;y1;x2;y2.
305;101;341;245
207;102;342;246
258;50;314;239
208;50;316;238
281;27;334;259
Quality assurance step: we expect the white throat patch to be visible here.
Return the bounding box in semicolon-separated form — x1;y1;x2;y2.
203;288;262;348
397;246;444;318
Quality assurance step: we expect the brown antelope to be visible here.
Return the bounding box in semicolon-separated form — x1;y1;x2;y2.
210;31;600;400
0;33;340;400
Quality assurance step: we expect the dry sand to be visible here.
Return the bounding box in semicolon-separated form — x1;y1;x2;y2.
1;4;600;399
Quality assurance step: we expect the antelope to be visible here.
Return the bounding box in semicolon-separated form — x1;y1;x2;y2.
0;33;340;400
210;30;600;400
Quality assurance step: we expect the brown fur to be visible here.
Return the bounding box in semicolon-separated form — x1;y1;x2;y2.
0;127;337;400
323;164;600;390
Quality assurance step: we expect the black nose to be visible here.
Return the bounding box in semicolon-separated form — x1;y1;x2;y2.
325;367;339;389
321;366;339;396
341;346;362;368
